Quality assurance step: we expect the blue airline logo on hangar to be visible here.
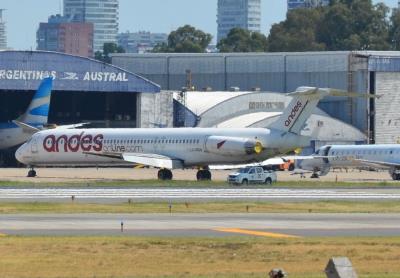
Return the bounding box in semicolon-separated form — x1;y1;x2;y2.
0;70;129;82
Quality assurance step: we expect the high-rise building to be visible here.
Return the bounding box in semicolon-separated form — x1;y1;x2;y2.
117;31;168;53
288;0;329;10
37;14;94;57
0;9;6;50
217;0;261;42
64;0;119;53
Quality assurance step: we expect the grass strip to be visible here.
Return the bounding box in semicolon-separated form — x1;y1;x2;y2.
0;236;399;278
1;200;400;214
0;179;399;188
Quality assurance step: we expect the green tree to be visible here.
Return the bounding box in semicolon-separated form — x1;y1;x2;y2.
267;0;391;52
217;28;268;52
389;8;400;50
95;43;125;63
268;8;325;52
152;25;212;53
317;0;390;50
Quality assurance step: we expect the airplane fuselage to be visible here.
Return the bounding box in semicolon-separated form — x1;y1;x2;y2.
299;144;400;179
16;128;310;167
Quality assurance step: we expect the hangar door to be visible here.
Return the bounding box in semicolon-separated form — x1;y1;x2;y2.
375;72;400;144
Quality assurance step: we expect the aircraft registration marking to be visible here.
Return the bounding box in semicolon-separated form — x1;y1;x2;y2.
214;228;301;238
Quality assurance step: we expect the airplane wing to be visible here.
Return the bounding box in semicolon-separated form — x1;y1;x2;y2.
84;151;184;169
12;120;40;134
352;158;400;169
210;156;332;170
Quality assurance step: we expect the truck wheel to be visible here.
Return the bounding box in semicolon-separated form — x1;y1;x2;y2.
241;179;248;185
265;178;272;185
288;164;295;171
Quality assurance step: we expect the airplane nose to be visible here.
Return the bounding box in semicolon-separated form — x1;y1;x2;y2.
15;144;27;164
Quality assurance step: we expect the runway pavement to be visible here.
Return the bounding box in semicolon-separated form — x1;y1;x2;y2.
1;188;400;202
1;213;399;237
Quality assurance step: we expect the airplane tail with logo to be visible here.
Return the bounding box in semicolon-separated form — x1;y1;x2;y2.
16;77;53;127
269;87;332;135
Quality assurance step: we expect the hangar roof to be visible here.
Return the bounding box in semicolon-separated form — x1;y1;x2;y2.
0;50;160;93
216;112;282;128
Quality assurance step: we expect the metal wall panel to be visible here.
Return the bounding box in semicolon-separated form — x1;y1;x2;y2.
375;72;400;144
111;52;374;131
0;51;160;93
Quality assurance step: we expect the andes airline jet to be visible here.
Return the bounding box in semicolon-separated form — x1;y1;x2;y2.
16;87;355;180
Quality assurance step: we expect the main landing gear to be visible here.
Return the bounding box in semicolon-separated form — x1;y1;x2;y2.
158;169;173;180
157;168;212;181
27;167;37;178
196;169;211;181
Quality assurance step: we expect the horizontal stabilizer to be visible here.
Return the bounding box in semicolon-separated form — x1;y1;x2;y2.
12;120;40;134
271;86;375;135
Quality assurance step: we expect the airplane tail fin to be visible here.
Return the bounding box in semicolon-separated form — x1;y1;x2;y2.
270;87;369;135
17;77;53;126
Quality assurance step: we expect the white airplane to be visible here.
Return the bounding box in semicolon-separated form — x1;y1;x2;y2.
15;87;362;179
0;77;53;151
298;144;400;180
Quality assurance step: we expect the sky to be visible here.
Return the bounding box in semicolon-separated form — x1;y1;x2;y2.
1;0;399;50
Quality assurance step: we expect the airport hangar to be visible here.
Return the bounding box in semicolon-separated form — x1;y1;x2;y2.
0;50;369;165
0;50;171;165
0;50;388;165
112;51;400;145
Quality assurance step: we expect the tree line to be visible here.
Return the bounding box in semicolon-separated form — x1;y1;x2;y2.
95;0;400;61
155;0;400;53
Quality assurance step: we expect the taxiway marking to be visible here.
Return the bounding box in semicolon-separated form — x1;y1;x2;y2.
215;228;301;238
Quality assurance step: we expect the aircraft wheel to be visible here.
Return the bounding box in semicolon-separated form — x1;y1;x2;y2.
27;169;36;178
393;173;400;181
196;170;211;181
158;169;173;181
166;169;173;180
204;170;211;180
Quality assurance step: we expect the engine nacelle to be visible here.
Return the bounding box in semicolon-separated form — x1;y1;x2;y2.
205;136;263;156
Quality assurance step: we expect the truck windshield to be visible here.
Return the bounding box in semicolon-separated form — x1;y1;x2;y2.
238;168;250;173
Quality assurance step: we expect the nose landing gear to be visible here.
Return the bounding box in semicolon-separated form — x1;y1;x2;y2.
27;168;37;178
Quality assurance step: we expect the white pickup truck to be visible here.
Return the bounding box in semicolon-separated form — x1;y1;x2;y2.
227;166;277;185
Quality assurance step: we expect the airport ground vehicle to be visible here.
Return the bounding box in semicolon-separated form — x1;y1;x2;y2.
227;166;277;185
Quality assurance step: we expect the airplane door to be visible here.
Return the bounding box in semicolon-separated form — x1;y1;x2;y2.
31;137;38;154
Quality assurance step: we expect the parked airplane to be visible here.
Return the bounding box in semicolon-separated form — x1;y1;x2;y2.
0;77;53;151
15;87;365;179
298;144;400;180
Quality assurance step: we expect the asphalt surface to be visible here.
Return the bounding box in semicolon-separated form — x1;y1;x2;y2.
1;213;399;237
1;188;400;203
